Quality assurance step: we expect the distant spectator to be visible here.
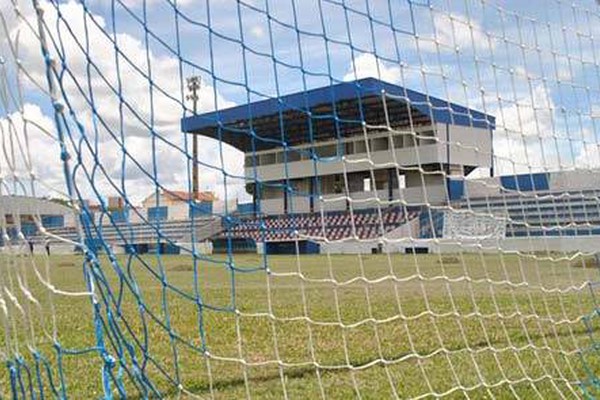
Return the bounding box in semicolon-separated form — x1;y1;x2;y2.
45;240;50;256
28;239;34;254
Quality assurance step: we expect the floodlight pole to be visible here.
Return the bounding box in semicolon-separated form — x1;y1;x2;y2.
186;76;201;201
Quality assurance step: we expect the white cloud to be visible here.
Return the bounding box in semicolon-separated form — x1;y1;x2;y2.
0;103;64;197
418;11;493;54
343;53;401;83
492;134;563;176
592;105;600;119
574;142;600;169
2;0;243;204
490;84;575;175
250;25;265;39
92;0;194;7
494;84;555;138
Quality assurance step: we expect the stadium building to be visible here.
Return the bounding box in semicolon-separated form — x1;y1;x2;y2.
0;196;74;251
36;190;221;255
181;78;496;253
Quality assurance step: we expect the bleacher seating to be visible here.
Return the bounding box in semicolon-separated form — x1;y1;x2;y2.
454;189;600;238
32;187;600;251
34;217;220;248
222;207;418;242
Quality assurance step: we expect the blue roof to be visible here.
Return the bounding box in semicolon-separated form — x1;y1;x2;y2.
181;78;495;151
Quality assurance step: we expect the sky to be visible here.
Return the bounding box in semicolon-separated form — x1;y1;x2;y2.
0;0;599;206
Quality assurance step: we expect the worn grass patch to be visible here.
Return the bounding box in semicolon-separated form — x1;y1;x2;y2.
436;255;461;264
570;255;600;269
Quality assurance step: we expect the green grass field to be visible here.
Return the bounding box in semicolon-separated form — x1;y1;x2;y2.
2;252;600;399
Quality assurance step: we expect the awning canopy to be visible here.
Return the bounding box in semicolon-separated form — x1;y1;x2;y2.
181;78;495;152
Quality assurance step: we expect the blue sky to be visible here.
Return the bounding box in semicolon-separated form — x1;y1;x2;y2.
1;0;600;203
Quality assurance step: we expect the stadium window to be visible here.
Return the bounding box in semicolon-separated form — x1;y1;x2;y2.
261;153;276;165
354;140;367;154
363;177;372;192
370;137;389;152
334;175;343;194
391;135;403;149
316;144;336;158
287;150;301;162
148;206;168;222
418;130;436;146
263;185;279;199
275;151;284;163
299;150;310;161
345;141;353;155
244;155;255;167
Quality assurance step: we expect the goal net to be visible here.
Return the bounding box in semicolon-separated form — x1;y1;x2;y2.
1;0;600;398
442;210;506;241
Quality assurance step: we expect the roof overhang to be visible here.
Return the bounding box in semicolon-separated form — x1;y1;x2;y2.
181;78;495;152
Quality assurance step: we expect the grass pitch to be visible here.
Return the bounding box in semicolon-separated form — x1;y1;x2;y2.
1;252;600;398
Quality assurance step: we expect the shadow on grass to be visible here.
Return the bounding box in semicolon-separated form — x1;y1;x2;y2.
126;363;320;399
123;322;591;399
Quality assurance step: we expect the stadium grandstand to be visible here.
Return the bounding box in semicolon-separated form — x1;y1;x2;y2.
182;78;496;254
16;79;600;256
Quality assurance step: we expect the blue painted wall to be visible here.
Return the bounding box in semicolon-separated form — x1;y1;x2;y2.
84;237;104;252
304;241;320;254
190;202;213;218
148;206;168;221
212;238;256;253
237;202;255;215
266;240;320;254
22;223;37;237
111;209;129;223
501;173;549;192
161;243;181;254
447;179;465;201
41;215;64;228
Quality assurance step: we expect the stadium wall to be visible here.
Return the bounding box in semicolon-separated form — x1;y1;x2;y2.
320;240;381;254
172;241;213;255
428;237;600;254
261;185;448;214
446;124;492;167
0;196;72;217
460;169;600;199
319;236;600;255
